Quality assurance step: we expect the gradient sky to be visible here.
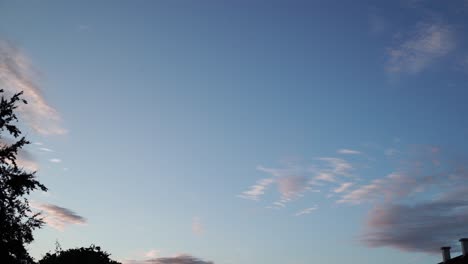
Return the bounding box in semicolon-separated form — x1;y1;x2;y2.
1;1;468;264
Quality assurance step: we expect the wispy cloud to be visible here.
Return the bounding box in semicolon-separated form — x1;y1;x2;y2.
333;182;354;193
386;22;454;74
241;144;468;253
49;158;61;163
39;147;54;152
240;157;355;208
238;178;274;201
342;146;468;253
192;217;204;236
0;40;66;135
337;149;361;155
145;250;160;259
317;157;353;176
32;202;86;230
369;13;386;34
295;206;318;216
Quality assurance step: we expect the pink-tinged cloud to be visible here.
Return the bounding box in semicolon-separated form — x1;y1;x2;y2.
338;172;431;204
32;202;86;230
0;40;66;135
240;158;355;208
363;193;468;253
277;175;308;199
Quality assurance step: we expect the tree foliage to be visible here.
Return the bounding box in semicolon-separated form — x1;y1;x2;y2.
38;245;121;264
0;90;47;263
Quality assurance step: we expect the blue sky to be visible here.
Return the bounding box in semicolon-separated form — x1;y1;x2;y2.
1;1;468;264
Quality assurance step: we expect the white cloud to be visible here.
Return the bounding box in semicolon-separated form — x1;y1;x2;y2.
317;157;353;176
39;147;54;152
145;250;160;259
238;178;274;201
337;149;361;155
333;182;354;193
0;40;66;135
386;22;454;74
49;158;61;163
295;206;318;216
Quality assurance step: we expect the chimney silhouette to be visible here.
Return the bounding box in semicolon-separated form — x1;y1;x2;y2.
460;238;468;257
441;246;451;263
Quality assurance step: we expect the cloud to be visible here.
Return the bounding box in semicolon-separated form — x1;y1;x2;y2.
386;22;454;74
49;158;61;163
241;145;468;253
39;147;54;152
1;139;39;171
338;171;436;204
124;255;214;264
295;206;318;216
192;217;204;236
369;13;386;34
348;147;468;253
240;158;354;208
0;40;66;135
32;202;86;230
238;178;274;201
363;192;468;253
333;182;354;193
277;175;308;200
317;157;353;176
145;250;160;259
337;149;361;155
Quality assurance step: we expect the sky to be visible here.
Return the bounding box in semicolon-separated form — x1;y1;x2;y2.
1;0;468;264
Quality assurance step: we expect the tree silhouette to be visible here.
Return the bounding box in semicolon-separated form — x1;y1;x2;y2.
0;90;47;264
38;245;121;264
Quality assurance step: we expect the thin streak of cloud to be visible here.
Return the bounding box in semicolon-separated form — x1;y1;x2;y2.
49;158;61;163
295;206;318;216
334;182;354;193
39;147;54;152
238;178;274;201
0;40;66;135
337;149;361;155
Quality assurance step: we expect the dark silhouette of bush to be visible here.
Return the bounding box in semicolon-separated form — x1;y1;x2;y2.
38;245;121;264
0;90;47;264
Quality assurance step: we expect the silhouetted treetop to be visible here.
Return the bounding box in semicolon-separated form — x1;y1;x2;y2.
0;89;47;264
38;245;121;264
